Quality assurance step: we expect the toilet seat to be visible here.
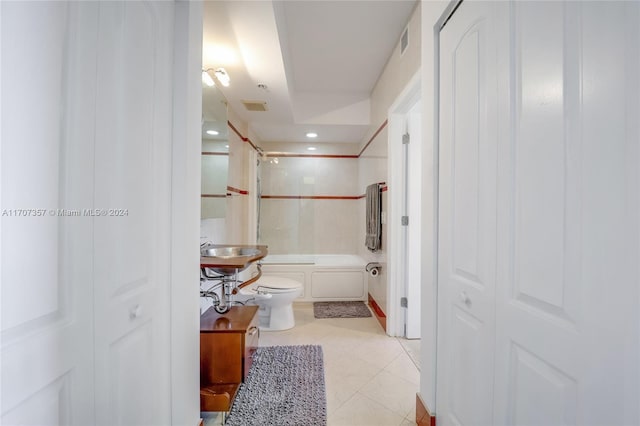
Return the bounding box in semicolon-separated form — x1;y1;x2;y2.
253;276;302;294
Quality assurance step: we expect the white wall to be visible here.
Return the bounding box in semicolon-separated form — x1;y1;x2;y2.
358;3;422;318
368;3;422;131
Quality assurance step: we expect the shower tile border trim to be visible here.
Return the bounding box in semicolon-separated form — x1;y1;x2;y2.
227;185;249;196
202;151;229;156
226;119;388;159
228;120;261;152
260;185;387;200
264;153;359;159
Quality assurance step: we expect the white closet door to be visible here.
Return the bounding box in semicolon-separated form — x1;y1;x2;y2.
493;2;639;425
1;3;95;424
436;1;500;424
438;1;640;425
2;1;185;425
92;2;174;425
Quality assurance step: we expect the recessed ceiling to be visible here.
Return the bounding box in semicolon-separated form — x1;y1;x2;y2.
203;0;417;145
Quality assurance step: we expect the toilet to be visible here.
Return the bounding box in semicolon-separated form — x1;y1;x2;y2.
237;276;303;331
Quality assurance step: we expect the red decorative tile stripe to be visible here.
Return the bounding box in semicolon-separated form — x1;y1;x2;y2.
261;182;387;201
416;394;436;426
368;293;386;332
227;118;388;159
264;153;359;159
202;152;229;156
356;182;388;198
358;119;388;157
227;185;249;195
227;120;260;153
261;195;361;200
201;194;226;198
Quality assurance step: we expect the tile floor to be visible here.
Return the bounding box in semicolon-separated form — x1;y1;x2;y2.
203;302;420;426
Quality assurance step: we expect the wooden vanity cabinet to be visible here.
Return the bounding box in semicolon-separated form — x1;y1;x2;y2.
200;305;259;412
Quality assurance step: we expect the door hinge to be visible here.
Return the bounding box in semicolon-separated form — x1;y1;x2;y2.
401;216;409;226
400;297;408;308
402;133;410;144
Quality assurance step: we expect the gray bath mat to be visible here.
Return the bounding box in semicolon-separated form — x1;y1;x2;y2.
313;301;372;319
226;345;326;426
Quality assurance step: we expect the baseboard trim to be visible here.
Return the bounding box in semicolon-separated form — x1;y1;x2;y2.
367;293;386;331
416;393;436;426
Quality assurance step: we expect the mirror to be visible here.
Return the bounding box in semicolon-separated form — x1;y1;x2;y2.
201;83;229;219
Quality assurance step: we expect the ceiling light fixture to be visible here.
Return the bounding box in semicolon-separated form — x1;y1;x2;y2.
307;147;317;151
306;132;318;138
214;68;230;87
201;70;215;87
206;130;219;136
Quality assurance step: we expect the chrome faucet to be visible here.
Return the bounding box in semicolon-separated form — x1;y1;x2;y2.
200;237;213;249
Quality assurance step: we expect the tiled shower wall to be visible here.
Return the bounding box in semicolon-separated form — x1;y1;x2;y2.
259;156;360;254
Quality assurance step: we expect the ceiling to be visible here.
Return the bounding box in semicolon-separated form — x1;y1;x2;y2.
202;0;417;146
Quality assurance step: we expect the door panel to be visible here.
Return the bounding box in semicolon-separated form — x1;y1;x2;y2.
439;1;639;425
1;2;95;424
507;343;577;426
494;4;583;422
3;1;183;424
509;1;580;323
448;307;488;426
494;2;639;425
437;1;499;424
495;6;583;417
92;2;173;425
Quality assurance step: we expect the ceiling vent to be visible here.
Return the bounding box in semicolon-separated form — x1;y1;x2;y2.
242;100;268;112
400;26;409;56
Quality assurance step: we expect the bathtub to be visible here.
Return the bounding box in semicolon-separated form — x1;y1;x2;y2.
258;254;368;302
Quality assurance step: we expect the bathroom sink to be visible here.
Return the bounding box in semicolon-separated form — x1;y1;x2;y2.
201;246;261;258
200;244;268;275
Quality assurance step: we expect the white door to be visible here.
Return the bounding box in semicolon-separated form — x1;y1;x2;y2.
1;3;95;424
437;1;499;424
492;2;639;424
92;2;174;425
388;73;422;338
405;100;422;339
437;1;640;425
2;2;178;425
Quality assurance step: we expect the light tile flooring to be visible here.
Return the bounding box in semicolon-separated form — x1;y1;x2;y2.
203;303;421;426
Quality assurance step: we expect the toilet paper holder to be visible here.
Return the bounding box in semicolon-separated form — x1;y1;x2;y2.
365;262;382;277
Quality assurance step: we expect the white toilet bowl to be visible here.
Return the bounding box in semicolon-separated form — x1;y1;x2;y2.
237;276;302;331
